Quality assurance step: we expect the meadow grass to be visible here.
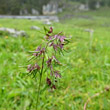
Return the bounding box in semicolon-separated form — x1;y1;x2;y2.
0;12;110;110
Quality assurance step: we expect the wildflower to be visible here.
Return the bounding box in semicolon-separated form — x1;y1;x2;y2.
26;26;68;93
52;56;61;64
36;46;41;52
41;48;45;53
34;47;45;56
46;77;51;86
54;35;65;43
27;64;34;72
39;48;45;56
54;35;59;39
24;26;69;107
50;65;53;74
59;43;64;49
48;27;53;33
45;34;50;40
49;42;54;47
51;85;56;89
59;36;66;43
46;58;52;67
33;53;38;56
48;36;53;40
34;64;40;70
33;46;41;56
54;71;61;78
53;44;58;51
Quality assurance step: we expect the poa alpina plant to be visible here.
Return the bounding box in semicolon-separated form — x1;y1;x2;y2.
26;27;69;107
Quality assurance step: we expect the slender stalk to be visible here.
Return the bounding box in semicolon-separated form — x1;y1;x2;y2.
36;43;48;109
36;53;45;109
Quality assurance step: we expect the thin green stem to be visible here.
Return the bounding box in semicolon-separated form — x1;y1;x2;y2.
36;43;48;109
36;53;45;109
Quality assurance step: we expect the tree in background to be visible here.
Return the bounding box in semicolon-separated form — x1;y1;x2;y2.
0;0;10;14
0;0;110;15
9;0;21;15
88;0;98;10
0;0;50;15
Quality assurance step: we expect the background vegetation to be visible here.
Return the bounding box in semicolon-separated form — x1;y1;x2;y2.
0;0;50;15
0;7;110;109
0;0;110;15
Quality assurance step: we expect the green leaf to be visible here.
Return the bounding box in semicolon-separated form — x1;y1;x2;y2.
44;26;49;33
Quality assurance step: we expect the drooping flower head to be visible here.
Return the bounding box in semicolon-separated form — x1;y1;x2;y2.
46;57;52;67
48;27;53;33
54;71;61;78
27;64;33;72
34;63;40;70
46;77;51;86
27;63;40;73
27;26;69;91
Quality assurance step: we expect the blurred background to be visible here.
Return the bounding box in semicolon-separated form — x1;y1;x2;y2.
0;0;110;16
0;0;110;110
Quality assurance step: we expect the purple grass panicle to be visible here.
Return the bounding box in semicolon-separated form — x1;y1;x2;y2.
25;26;69;106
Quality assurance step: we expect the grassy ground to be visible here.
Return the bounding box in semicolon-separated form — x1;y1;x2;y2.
0;11;110;110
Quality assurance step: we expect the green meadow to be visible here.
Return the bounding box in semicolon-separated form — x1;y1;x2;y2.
0;11;110;110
